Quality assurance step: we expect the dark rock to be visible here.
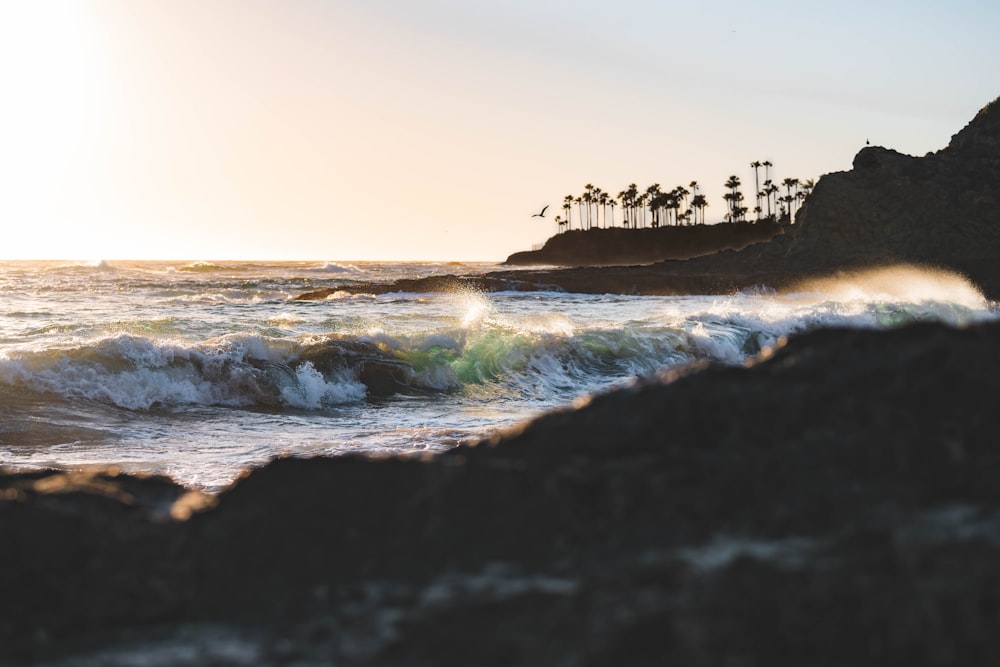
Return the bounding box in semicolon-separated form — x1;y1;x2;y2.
785;98;1000;276
5;319;1000;664
503;221;784;267
297;96;1000;301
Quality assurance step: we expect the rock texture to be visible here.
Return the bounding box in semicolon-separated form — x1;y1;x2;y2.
503;221;783;267
5;319;1000;665
786;97;1000;279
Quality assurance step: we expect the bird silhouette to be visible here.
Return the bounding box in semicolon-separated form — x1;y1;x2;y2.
532;205;549;218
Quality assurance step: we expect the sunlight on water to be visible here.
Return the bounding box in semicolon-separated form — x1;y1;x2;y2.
0;260;995;490
456;289;496;329
793;265;988;309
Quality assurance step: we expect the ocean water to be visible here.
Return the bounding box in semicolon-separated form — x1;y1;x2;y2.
0;260;993;491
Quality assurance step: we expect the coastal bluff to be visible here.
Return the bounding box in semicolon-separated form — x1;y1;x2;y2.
784;95;1000;280
296;95;1000;301
5;319;1000;664
503;220;783;267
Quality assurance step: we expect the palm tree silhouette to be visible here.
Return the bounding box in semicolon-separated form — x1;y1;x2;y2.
645;184;662;228
762;180;779;220
673;185;690;225
750;161;763;221
691;193;708;225
782;177;800;222
724;175;742;222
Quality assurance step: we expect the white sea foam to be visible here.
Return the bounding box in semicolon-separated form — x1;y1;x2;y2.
279;361;366;408
0;260;996;489
307;262;362;274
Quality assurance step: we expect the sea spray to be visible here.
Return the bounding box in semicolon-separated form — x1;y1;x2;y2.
0;260;995;490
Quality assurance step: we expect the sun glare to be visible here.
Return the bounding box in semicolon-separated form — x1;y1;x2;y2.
0;2;112;259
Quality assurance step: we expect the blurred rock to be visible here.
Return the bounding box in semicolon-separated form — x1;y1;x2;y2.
5;319;1000;664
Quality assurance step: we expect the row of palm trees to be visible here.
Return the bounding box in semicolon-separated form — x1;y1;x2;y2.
551;163;815;233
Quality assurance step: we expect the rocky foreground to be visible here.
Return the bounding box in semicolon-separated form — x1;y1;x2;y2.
4;318;1000;665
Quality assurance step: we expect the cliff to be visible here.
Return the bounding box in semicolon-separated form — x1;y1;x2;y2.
296;96;1000;300
785;97;1000;275
504;221;784;266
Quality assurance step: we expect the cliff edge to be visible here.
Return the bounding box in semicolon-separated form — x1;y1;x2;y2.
504;221;784;267
783;97;1000;275
296;96;1000;299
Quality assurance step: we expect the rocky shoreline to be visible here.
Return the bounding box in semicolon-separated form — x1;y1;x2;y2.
298;97;1000;302
4;319;1000;664
3;97;999;665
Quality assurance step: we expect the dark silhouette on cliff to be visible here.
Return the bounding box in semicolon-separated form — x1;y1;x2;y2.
505;221;783;267
553;161;809;233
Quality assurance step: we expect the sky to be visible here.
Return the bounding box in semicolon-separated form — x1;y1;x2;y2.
0;0;997;261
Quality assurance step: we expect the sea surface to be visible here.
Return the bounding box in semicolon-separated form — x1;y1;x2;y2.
0;260;994;492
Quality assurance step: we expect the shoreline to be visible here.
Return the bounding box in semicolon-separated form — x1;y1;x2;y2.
5;319;1000;663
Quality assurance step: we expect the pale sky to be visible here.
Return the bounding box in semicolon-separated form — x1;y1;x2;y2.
0;0;997;261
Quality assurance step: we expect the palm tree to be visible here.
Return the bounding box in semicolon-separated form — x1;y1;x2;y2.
563;195;574;230
595;188;608;228
688;181;700;225
799;178;815;198
691;193;708;225
608;197;617;228
782;177;800;222
750;161;763;221
673;185;690;225
762;180;779;220
617;190;629;228
582;184;595;230
724;175;742;222
625;184;639;228
645;184;662;228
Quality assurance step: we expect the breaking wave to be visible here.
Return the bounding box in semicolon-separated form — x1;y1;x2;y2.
0;326;697;411
2;283;991;414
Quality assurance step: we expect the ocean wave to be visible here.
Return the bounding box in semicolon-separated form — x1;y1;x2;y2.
1;286;991;413
173;261;249;274
0;322;710;411
305;262;363;274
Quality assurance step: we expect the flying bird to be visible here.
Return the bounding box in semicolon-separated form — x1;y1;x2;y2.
532;205;549;218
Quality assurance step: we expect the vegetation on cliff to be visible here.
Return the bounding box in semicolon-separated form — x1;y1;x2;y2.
549;165;814;233
512;164;814;266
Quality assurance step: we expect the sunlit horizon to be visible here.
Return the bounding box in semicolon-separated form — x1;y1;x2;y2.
1;0;998;261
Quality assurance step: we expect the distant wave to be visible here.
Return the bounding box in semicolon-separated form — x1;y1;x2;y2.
43;260;117;273
174;261;248;273
305;262;362;274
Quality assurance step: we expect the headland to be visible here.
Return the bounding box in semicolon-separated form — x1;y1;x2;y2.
298;96;1000;301
503;219;784;267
